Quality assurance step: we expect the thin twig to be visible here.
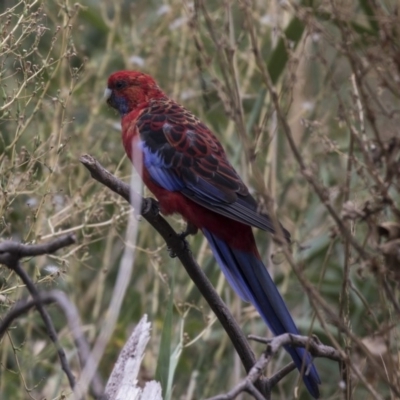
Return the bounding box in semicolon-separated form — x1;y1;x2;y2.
267;362;296;389
381;278;400;316
0;290;104;398
206;352;269;400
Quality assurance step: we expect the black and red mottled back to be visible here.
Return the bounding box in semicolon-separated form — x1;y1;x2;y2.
136;97;289;239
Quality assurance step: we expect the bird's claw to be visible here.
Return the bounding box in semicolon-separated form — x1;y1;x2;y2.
167;246;177;258
167;223;197;258
179;222;198;240
167;237;190;258
142;198;159;217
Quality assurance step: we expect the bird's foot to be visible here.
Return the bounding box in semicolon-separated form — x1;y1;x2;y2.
167;237;189;258
178;222;198;240
167;246;178;258
167;223;198;258
142;197;160;217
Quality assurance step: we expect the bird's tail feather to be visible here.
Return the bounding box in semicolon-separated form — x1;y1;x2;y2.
203;229;321;399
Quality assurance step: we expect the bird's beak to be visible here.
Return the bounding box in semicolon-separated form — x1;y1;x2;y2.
104;88;112;101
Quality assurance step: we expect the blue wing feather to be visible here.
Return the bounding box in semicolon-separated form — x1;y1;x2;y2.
142;142;185;192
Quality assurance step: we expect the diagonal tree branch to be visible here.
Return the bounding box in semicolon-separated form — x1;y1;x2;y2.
79;154;262;390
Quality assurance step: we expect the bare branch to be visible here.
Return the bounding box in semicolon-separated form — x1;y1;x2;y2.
0;233;76;264
248;333;342;361
267;362;296;390
207;352;268;400
0;235;77;390
79;154;264;392
208;333;342;400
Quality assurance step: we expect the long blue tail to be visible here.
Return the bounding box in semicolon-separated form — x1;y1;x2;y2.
203;229;321;398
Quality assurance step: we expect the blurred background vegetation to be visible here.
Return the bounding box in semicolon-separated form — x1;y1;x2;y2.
1;0;399;399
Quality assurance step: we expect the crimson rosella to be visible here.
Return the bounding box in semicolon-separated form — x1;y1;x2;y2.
105;70;321;398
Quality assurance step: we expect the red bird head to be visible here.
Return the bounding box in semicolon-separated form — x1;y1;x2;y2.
105;70;165;115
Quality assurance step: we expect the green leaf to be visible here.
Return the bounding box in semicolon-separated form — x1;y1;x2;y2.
155;268;174;398
248;13;306;135
267;16;305;85
359;0;379;33
315;11;377;38
80;8;109;34
165;319;184;400
296;234;331;262
246;87;266;135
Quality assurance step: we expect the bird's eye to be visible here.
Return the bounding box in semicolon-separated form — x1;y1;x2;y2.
115;81;126;90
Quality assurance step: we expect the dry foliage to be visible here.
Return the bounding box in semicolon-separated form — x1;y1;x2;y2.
1;0;400;399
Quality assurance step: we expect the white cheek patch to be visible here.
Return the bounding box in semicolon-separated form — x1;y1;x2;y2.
104;88;112;100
